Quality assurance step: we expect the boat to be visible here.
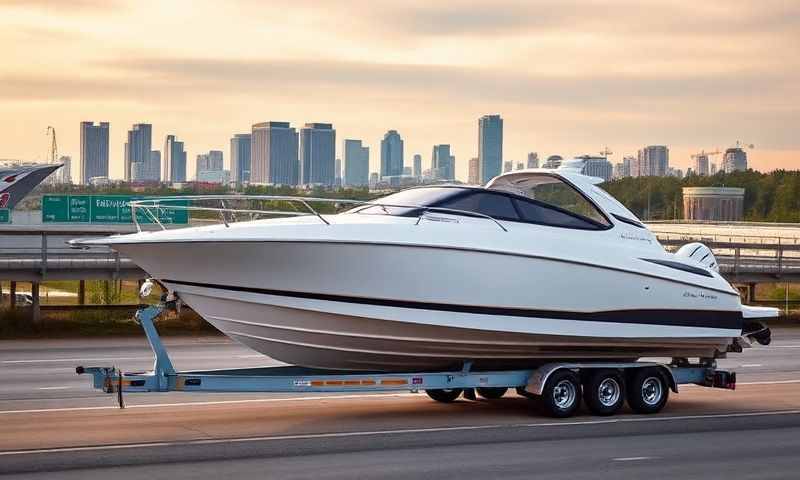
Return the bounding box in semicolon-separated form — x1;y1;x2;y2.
72;165;777;371
0;163;62;210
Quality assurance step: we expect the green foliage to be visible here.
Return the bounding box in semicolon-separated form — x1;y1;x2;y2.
602;170;800;222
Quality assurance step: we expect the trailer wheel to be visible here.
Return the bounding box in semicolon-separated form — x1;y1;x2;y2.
583;370;625;416
476;387;508;399
425;388;463;403
627;368;669;414
541;370;582;418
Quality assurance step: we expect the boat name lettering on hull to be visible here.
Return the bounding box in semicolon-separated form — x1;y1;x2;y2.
683;291;718;300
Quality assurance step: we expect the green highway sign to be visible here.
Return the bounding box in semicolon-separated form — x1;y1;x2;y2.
0;209;10;224
42;195;189;225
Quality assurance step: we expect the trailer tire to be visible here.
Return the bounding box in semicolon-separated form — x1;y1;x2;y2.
476;387;508;399
426;388;463;403
627;368;669;414
583;370;625;416
541;370;582;418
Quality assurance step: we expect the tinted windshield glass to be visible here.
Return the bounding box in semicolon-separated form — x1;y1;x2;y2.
355;187;467;215
436;192;519;220
494;175;609;226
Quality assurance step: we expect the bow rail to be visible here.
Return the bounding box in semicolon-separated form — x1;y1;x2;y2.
129;195;508;233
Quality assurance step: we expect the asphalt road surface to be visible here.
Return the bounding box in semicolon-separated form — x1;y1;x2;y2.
1;329;800;478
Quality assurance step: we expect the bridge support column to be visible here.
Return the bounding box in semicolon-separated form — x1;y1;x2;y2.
9;281;16;309
78;280;85;305
748;283;757;303
31;282;41;327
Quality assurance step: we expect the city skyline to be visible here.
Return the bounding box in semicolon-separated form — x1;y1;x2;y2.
1;1;798;180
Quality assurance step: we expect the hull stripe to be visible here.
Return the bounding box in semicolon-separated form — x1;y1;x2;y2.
163;279;744;330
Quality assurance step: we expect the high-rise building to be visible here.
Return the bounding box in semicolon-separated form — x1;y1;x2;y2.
230;134;251;184
432;144;454;180
251;121;299;185
543;155;563;169
300;123;336;186
503;160;513;173
478;114;503;184
636;145;669;177
380;130;404;178
149;151;161;181
195;150;223;179
622;156;635;177
369;172;379;189
413;154;422;178
335;158;342;186
80;121;109;184
57;156;72;184
580;155;613;181
710;162;718;175
125;123;153;181
163;135;187;183
527;152;539;169
693;153;709;176
468;157;480;184
516;162;524;170
723;147;748;173
344;139;369;187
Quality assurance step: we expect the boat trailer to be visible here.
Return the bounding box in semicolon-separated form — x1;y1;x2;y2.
77;303;737;417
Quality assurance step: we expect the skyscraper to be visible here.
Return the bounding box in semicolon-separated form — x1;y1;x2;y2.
149;151;161;181
380;130;404;178
343;139;369;187
251;121;299;185
300;123;336;186
693;153;709;176
723;147;748;173
581;156;613;181
163;135;187;183
196;150;223;178
335;158;342;186
125;123;153;181
413;154;422;178
478;114;503;184
230;133;251;184
57;155;72;184
503;160;513;173
431;144;454;180
637;145;669;177
79;121;109;184
527;152;539;169
468;157;480;184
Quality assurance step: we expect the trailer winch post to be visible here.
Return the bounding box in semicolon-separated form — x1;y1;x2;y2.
135;304;175;391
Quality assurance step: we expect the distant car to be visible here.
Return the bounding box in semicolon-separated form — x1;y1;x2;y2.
2;293;33;306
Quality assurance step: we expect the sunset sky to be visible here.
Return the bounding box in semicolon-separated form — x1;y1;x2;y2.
1;0;798;181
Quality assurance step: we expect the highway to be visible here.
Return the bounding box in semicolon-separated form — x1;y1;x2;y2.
1;330;800;478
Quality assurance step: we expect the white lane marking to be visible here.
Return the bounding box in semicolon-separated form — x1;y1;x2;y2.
2;357;151;365
2;409;800;457
0;393;419;415
613;456;656;462
38;386;72;391
771;345;800;348
737;379;800;385
740;364;763;368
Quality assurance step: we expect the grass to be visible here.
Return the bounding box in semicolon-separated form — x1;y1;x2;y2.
0;306;220;339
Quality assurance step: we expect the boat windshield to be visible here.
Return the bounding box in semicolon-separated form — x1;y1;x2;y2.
356;185;610;230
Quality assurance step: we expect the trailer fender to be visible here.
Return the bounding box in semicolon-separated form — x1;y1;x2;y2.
524;362;679;396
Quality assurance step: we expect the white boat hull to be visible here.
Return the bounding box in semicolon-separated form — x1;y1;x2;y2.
114;240;743;371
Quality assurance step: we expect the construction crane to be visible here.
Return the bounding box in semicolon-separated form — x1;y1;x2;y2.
599;147;613;159
690;149;721;160
45;126;58;164
735;141;755;150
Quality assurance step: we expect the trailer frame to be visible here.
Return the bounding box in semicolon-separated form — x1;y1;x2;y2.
76;304;737;416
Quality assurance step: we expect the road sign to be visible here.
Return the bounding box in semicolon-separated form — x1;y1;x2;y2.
0;209;9;224
42;195;189;224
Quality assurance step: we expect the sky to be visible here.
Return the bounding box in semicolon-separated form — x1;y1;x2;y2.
0;0;798;181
